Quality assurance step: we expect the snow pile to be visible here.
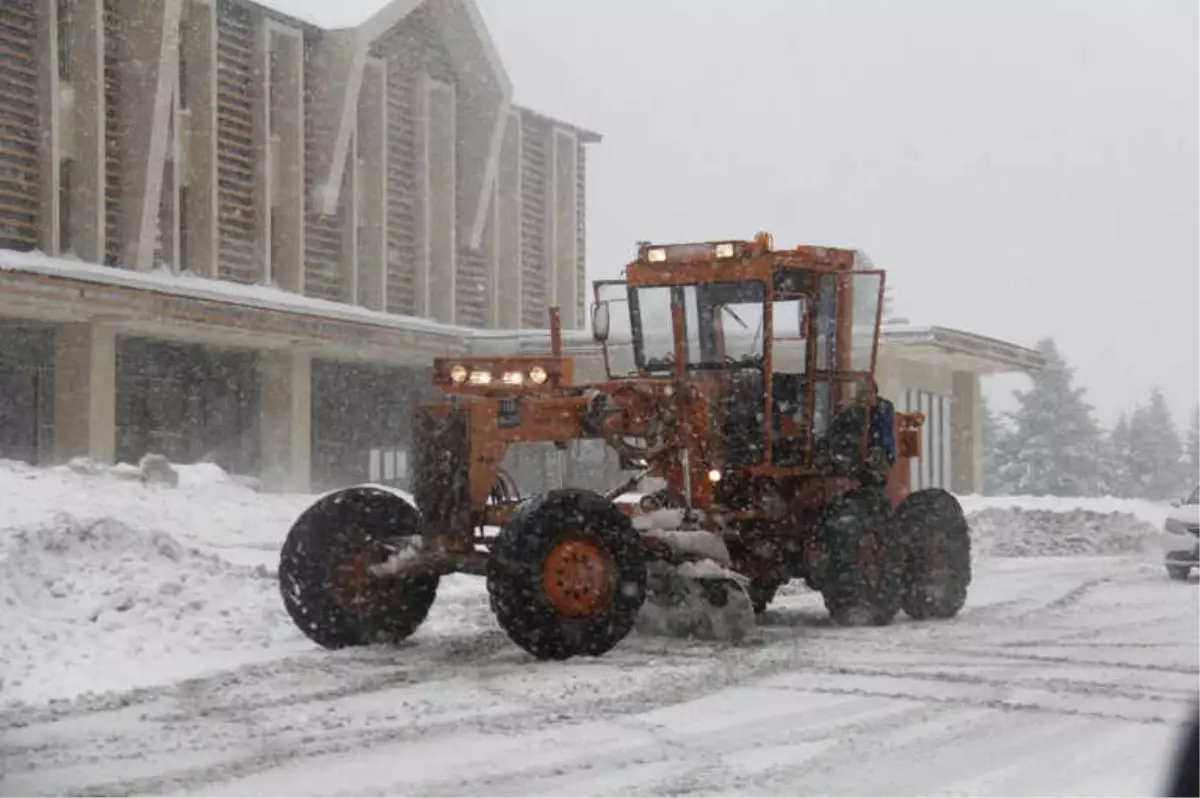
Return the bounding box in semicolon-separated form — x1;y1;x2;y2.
0;458;315;704
958;493;1170;530
0;512;296;704
966;506;1159;558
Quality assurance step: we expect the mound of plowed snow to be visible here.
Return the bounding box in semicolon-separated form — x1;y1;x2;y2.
966;506;1159;558
0;512;299;704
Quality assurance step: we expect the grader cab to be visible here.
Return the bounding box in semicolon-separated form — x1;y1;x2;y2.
278;233;972;660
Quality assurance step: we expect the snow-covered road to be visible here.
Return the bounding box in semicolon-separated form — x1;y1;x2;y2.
3;554;1195;797
1;461;1196;796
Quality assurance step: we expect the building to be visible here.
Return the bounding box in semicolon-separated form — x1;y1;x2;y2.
0;0;596;491
0;0;1042;496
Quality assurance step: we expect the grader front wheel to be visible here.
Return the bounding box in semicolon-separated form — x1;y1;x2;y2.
819;487;904;627
896;488;972;620
279;486;439;649
486;489;648;660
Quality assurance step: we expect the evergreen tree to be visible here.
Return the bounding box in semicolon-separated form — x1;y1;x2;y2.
996;337;1107;497
1127;388;1186;500
981;395;1012;495
1104;413;1137;498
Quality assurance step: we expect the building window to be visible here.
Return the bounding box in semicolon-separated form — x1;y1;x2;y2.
59;158;72;252
177;13;187;110
178;185;189;271
56;0;71;80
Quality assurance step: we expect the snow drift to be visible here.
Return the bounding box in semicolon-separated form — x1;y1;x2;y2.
0;512;296;703
968;506;1160;558
0;457;1180;706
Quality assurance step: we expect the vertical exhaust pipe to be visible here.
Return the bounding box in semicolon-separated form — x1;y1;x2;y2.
549;306;563;358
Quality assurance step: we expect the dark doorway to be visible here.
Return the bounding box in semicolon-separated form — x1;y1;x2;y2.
311;359;433;493
0;324;55;465
115;336;261;476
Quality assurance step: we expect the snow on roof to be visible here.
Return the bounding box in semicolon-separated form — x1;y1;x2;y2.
0;249;480;340
254;0;393;29
0;249;1042;373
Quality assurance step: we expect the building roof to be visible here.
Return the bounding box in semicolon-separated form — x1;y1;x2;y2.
0;251;1044;376
471;322;1045;375
877;324;1046;374
253;0;397;30
514;105;603;144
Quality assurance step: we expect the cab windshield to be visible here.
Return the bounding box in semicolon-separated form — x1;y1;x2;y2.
630;280;767;373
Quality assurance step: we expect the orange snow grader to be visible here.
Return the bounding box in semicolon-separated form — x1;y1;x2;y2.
279;233;972;660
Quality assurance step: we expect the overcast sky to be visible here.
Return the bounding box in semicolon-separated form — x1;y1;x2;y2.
476;0;1198;427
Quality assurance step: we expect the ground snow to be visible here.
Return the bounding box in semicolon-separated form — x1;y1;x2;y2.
0;514;297;701
0;458;1182;708
1;460;1196;797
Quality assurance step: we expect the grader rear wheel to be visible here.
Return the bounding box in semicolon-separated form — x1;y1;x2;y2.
486;489;647;660
819;487;904;627
897;488;971;620
279;486;439;649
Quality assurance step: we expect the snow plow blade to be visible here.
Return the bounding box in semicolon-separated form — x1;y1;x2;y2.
631;517;756;643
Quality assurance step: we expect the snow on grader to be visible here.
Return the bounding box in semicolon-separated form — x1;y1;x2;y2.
278;233;972;660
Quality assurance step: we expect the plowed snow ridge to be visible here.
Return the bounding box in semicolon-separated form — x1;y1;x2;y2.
0;458;1181;708
0;459;1196;797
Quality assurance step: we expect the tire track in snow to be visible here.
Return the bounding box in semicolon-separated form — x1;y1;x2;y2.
5;557;1195;797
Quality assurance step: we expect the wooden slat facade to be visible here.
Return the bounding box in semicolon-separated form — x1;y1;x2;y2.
215;0;258;284
576;141;587;325
519;113;547;329
103;0;123;264
374;7;453;319
0;0;597;335
0;0;39;252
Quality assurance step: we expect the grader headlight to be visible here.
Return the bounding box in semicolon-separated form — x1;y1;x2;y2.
647;247;668;263
713;242;736;259
468;370;493;385
529;365;549;385
449;364;469;384
501;370;525;386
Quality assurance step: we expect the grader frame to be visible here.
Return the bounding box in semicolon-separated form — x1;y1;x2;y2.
278;233;972;660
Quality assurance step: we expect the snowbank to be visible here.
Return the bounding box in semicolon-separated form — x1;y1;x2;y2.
0;457;1180;706
959;494;1173;560
0;460;495;705
0;513;300;703
958;493;1170;531
966;506;1160;558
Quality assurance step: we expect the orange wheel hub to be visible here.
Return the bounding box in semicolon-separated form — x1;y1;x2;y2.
859;528;883;587
541;537;613;619
331;551;371;611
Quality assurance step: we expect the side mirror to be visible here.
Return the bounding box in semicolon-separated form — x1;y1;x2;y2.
592;301;610;343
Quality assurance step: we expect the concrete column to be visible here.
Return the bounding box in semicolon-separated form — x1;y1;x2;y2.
260;348;311;493
179;0;218;278
269;24;305;293
551;127;579;329
54;323;116;463
482;181;500;328
418;75;456;324
950;370;983;495
115;0;183;270
35;0;61;255
250;9;272;283
355;57;387;311
339;135;359;303
303;29;363;216
496;109;522;329
64;0;106;262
